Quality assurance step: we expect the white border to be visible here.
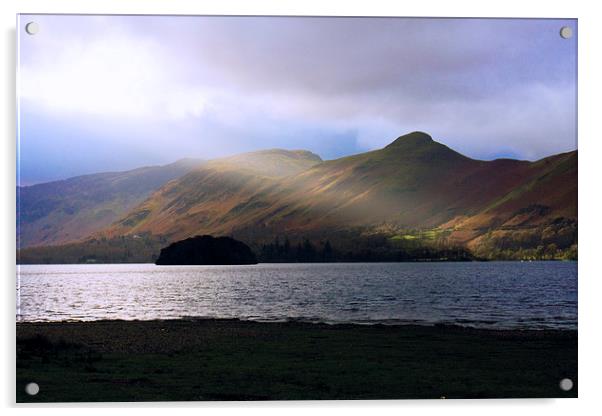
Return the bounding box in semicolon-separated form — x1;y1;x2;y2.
2;1;600;415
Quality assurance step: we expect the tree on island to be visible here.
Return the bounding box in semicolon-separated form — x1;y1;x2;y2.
155;235;257;265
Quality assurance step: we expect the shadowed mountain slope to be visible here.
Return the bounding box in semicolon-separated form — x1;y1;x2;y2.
17;159;203;248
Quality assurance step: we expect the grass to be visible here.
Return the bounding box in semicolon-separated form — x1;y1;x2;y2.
16;319;577;402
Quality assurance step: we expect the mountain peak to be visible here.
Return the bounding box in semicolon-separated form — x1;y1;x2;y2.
206;148;323;178
385;131;433;149
253;149;323;163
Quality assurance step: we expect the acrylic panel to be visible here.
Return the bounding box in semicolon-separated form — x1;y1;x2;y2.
16;14;577;402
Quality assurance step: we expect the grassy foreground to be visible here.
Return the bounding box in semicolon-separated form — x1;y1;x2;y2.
16;319;577;402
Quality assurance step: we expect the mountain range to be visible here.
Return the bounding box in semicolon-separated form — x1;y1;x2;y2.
17;132;577;263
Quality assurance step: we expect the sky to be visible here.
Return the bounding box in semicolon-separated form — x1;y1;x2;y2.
18;15;577;185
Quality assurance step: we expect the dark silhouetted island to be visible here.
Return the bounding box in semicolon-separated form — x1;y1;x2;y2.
155;235;257;265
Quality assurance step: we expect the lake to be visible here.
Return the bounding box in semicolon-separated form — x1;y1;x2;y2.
16;262;577;329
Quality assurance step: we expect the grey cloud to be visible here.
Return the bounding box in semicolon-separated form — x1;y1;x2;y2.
20;14;577;180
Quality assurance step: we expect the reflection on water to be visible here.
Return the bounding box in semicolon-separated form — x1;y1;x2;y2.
16;262;577;329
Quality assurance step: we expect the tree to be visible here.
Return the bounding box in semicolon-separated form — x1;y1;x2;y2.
283;237;291;261
323;240;333;262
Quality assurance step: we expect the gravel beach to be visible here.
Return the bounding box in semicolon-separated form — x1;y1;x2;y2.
16;319;577;402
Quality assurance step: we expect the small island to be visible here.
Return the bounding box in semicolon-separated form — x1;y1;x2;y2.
155;235;258;265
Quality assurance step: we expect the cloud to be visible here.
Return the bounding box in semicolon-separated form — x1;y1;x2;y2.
19;16;211;120
18;15;577;183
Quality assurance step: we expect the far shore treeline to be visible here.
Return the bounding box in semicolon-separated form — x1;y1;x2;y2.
16;231;576;265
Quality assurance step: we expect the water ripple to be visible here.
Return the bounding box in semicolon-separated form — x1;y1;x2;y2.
16;262;577;330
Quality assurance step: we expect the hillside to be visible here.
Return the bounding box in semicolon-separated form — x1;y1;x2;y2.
17;159;202;248
101;132;576;257
17;148;323;250
18;132;577;263
105;148;323;239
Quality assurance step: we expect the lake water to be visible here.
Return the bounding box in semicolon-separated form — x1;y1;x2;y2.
16;262;577;329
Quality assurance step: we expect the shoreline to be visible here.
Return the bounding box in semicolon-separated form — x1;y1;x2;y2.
17;318;577;402
17;259;578;265
16;316;577;331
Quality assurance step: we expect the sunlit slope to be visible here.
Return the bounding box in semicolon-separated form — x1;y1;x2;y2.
104;148;324;239
17;159;203;248
102;132;576;250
